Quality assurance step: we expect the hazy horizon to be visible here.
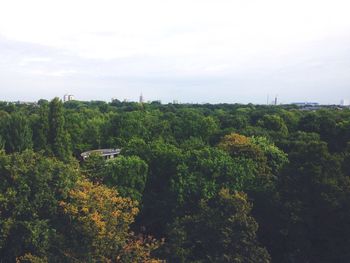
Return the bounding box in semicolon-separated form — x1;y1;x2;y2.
1;0;350;104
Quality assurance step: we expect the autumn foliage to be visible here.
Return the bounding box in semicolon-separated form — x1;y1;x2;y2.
60;179;161;262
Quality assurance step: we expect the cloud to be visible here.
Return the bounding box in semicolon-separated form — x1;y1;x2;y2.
0;0;350;103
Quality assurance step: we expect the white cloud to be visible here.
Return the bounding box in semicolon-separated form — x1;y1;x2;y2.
0;0;350;103
1;0;350;59
18;57;52;66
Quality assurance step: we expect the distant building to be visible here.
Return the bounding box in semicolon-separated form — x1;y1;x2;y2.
63;94;74;102
80;148;121;160
292;102;319;107
340;99;349;106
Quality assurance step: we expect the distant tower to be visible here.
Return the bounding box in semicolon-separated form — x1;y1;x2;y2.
274;95;278;105
139;93;144;103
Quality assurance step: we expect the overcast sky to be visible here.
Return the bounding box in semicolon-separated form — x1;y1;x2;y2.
0;0;350;104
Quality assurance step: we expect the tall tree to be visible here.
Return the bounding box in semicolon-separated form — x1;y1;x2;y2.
48;98;71;160
138;140;184;237
32;103;50;152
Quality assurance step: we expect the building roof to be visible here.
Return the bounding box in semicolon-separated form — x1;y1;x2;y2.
81;148;121;159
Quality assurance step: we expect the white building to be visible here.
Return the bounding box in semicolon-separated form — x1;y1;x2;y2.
63;94;74;102
81;149;121;160
340;99;349;106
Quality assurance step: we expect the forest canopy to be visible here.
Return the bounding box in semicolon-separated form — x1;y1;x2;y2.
0;99;350;262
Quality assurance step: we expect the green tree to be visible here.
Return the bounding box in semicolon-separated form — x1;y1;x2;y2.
250;136;288;175
0;110;9;149
169;108;218;143
170;146;252;215
81;117;105;150
122;137;150;159
138;140;184;237
165;189;271;263
257;114;288;137
3;113;33;153
218;133;273;190
0;150;80;261
103;155;148;201
81;152;106;183
31;104;49;152
218;133;288;260
48;98;71;160
276;138;350;262
64;111;85;156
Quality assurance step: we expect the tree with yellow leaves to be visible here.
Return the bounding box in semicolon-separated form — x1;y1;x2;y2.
218;133;263;160
59;179;162;262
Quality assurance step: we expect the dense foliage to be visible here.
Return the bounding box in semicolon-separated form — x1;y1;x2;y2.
0;98;350;262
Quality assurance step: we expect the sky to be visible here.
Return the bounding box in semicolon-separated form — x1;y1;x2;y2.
0;0;350;104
